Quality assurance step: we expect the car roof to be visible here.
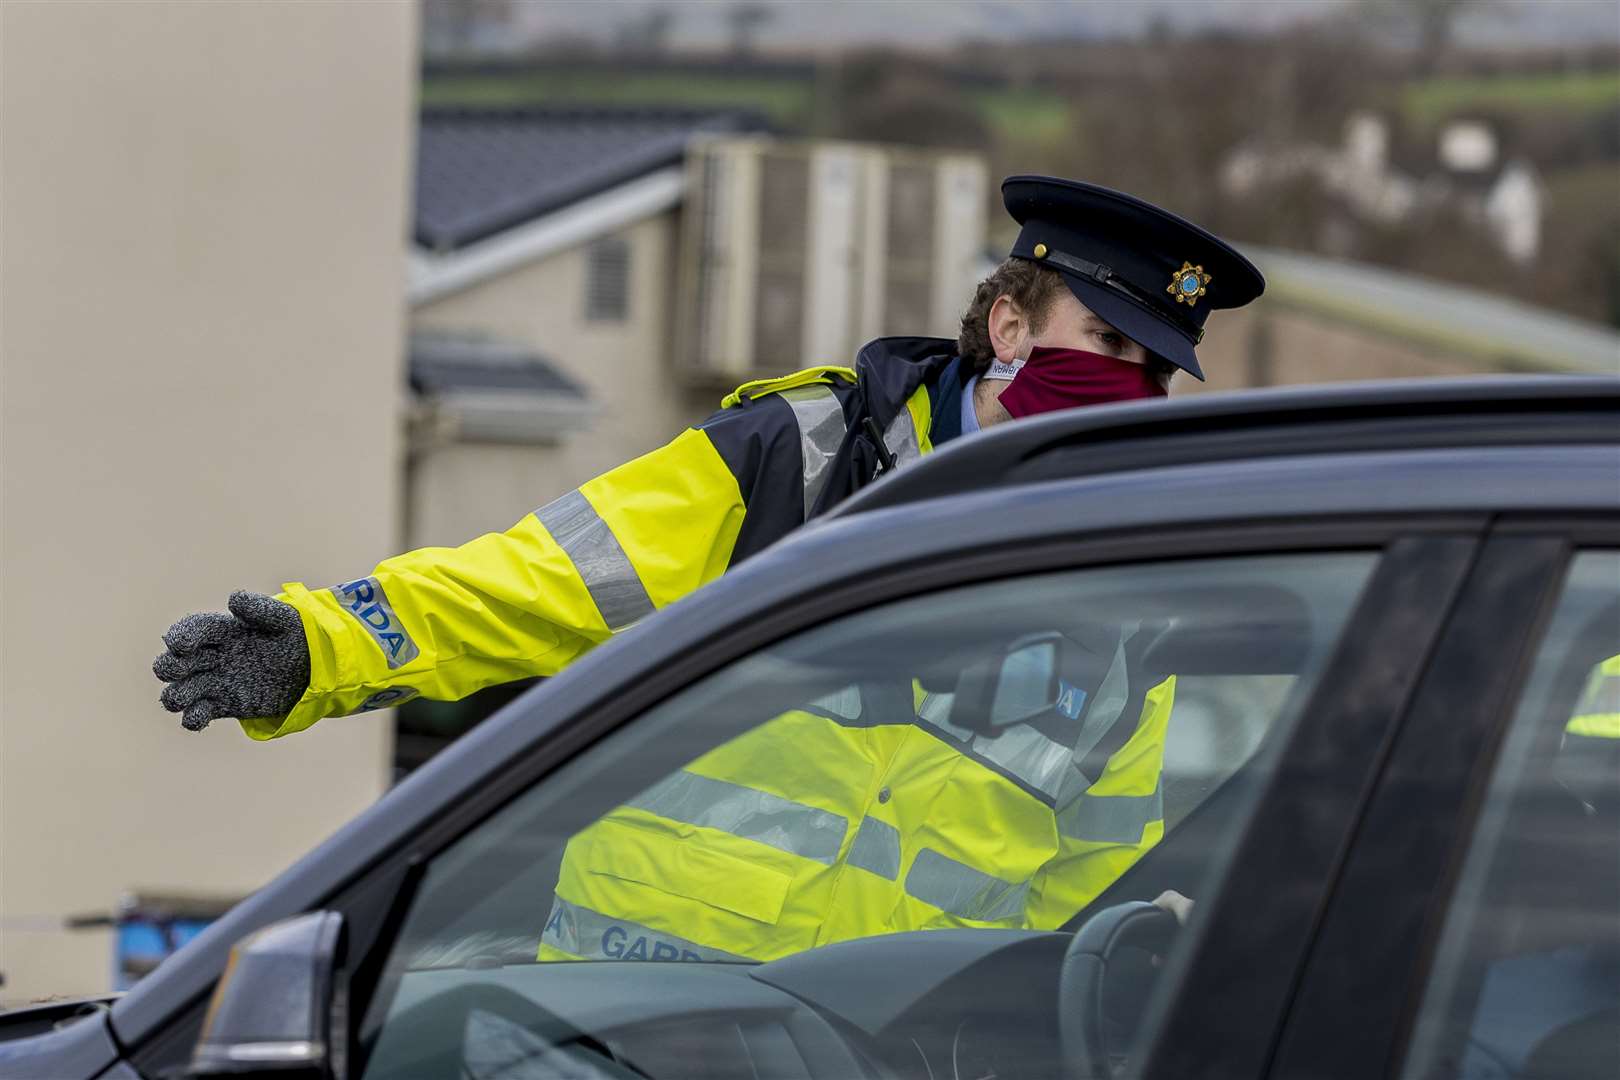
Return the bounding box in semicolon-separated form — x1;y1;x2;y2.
831;375;1620;519
108;377;1620;1046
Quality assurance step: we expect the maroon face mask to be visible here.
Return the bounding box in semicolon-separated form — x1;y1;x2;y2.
995;346;1168;420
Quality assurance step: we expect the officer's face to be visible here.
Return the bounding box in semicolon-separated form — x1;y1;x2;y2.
1025;290;1154;368
987;290;1155;370
976;291;1170;428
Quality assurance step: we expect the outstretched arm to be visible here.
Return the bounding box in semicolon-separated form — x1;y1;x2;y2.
154;426;751;739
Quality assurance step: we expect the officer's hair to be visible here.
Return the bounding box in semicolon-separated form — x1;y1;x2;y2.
957;258;1069;376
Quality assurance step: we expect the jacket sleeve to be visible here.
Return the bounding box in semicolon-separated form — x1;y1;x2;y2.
242;425;750;740
1021;676;1175;930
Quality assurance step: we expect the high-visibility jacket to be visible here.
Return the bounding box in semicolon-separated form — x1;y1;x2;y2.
258;335;1171;959
540;673;1172;963
1568;655;1620;740
250;336;952;740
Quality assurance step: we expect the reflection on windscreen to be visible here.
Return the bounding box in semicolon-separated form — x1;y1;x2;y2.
379;553;1374;976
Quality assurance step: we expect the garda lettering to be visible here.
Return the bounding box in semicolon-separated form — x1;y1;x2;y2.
1056;679;1088;721
545;905;707;962
329;577;420;669
360;687;418;711
601;925;706;963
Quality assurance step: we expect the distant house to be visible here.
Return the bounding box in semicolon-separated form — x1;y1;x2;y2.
1220;111;1545;264
404;106;763;549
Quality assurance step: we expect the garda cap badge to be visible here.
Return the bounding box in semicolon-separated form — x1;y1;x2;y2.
1168;261;1211;306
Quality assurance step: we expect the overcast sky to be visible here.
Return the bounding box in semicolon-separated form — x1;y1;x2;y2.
504;0;1620;51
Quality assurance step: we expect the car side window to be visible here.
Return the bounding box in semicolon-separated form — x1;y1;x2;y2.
1401;551;1620;1080
359;552;1379;1080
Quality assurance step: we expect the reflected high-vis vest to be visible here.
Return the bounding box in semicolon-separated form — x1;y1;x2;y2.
1568;655;1620;740
256;336;1171;959
540;677;1171;963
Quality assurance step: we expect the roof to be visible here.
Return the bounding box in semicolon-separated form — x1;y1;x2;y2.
409;330;587;399
414;106;766;251
830;375;1620;519
409;331;594;443
1250;246;1620;374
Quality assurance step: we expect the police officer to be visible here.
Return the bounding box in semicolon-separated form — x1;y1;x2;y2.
154;176;1264;959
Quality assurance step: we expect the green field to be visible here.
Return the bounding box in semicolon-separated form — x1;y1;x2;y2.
1401;69;1620;124
421;70;1075;144
421;71;815;124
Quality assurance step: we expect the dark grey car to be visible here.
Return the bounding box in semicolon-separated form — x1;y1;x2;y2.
4;376;1616;1080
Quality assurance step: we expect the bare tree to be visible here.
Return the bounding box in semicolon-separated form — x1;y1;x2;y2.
615;7;677;54
726;2;774;56
1362;0;1495;75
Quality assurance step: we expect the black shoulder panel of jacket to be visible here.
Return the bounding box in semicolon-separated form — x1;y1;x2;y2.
702;339;957;566
698;392;810;565
854;336;957;431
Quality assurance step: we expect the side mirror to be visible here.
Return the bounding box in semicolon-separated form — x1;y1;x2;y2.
948;633;1066;736
188;911;347;1079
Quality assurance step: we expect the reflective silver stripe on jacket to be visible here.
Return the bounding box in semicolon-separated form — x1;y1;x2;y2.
883;402;923;468
905;848;1029;922
329;576;420;669
1577;673;1620;716
779;385;847;517
541;896;748;963
972;724;1073;801
846;817;902;880
917;693;1072;801
534;489;656;632
1066;624;1137;767
626;770;848;864
1057;780;1165;845
809;686;863;721
917;692;972;739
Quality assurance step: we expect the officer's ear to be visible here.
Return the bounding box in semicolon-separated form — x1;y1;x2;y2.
987;294;1028;364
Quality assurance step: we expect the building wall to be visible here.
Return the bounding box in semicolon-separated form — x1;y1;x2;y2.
1182;301;1494;397
410;212;717;547
0;1;416;1002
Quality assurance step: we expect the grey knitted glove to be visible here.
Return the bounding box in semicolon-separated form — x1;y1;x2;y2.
153;591;312;731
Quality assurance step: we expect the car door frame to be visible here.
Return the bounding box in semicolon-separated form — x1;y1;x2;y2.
1262;514;1620;1080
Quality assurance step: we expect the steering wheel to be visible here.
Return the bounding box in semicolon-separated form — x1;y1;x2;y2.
1059;900;1180;1080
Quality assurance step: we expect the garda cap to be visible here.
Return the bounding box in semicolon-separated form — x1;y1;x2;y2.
1004;175;1264;380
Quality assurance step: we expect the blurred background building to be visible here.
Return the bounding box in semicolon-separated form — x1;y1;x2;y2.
2;0;1617;1004
1;1;416;1004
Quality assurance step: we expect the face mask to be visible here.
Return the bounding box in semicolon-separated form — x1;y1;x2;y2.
993;346;1168;420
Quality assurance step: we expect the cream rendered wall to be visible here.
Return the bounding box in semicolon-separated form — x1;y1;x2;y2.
1183;303;1492;397
409;212;717;547
0;1;416;1002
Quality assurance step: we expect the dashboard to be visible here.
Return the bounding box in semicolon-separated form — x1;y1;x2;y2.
361;929;1081;1080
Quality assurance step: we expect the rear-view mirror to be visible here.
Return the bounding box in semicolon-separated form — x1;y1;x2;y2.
948;633;1064;736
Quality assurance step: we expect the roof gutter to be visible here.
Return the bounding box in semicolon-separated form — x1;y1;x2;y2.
408;166;686;307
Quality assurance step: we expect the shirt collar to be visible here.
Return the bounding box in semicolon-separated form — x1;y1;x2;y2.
960;374;982;436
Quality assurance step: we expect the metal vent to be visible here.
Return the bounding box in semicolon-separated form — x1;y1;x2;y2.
884;163;938;335
674;138;988;382
753;154;810;364
585;236;631;322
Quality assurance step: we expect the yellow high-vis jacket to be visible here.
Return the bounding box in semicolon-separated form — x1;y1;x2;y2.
1569;655;1620;740
260;336;1172;958
254;338;947;741
540;677;1172;962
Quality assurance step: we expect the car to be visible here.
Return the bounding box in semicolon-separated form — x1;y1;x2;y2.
3;375;1616;1080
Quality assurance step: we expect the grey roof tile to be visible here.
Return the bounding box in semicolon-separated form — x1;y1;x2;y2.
409;331;589;400
414;105;767;250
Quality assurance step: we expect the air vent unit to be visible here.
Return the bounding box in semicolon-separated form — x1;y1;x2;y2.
675;138;987;383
